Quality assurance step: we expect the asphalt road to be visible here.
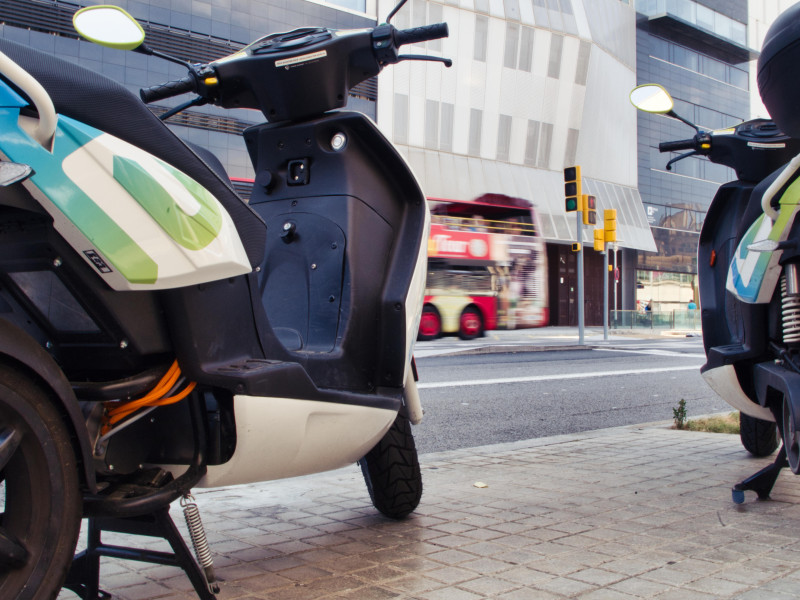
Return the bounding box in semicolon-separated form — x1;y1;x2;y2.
411;336;731;454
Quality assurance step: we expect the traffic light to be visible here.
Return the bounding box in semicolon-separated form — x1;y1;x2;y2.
604;209;617;243
571;242;581;252
564;166;581;212
582;194;596;225
593;228;605;252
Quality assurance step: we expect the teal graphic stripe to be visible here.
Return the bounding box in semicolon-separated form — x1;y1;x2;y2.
0;108;158;283
0;80;27;108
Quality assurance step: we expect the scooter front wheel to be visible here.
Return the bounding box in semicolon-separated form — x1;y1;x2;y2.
358;412;422;519
0;365;82;600
740;412;779;457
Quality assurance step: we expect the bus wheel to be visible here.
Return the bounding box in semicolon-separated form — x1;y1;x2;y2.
459;307;483;340
0;365;82;600
418;306;442;341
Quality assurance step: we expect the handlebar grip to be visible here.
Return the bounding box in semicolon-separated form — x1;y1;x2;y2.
140;76;196;104
395;23;449;46
658;139;696;152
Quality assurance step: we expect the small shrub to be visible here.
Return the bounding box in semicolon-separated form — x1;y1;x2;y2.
673;399;687;430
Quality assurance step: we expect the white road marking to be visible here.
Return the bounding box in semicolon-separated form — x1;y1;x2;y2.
417;364;702;389
593;347;706;358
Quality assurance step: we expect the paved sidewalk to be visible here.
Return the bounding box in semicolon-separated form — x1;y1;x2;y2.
61;423;800;600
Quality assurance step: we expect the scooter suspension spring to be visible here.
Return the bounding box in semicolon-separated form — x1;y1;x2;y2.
782;268;800;344
181;493;220;594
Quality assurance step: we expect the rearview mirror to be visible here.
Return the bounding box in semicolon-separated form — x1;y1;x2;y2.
73;6;145;51
629;84;674;114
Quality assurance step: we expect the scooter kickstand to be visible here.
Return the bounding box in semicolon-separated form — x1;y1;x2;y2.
732;445;788;504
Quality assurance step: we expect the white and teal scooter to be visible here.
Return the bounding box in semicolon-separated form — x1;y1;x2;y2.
0;3;449;598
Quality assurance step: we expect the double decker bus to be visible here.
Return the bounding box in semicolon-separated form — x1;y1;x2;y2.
419;194;548;340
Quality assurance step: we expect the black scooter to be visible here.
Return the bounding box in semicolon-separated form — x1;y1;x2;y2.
631;84;800;503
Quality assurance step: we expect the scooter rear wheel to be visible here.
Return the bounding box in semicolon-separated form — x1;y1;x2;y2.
358;413;422;519
0;365;82;600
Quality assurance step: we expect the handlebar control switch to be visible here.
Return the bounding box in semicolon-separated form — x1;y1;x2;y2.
287;159;310;186
372;24;399;65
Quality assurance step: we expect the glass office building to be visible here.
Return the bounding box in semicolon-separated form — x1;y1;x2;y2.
634;0;756;311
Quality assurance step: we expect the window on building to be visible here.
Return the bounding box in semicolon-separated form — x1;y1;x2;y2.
564;128;579;167
548;34;563;79
394;94;409;145
696;4;715;32
440;103;454;152
469;109;483;156
504;22;519;69
411;0;426;27
672;44;698;71
426;99;440;148
575;40;591;85
700;55;726;82
325;0;367;12
538;122;553;168
729;66;748;90
474;15;488;62
497;115;513;161
649;36;749;90
524;120;540;166
428;2;443;52
519;26;535;72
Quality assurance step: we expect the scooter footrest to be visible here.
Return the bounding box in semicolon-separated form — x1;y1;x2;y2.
707;343;759;365
202;359;320;398
212;359;285;375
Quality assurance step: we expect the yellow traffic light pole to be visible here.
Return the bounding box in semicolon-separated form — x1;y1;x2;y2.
599;210;617;341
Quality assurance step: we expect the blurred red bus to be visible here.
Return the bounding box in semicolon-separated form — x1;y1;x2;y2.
419;194;549;340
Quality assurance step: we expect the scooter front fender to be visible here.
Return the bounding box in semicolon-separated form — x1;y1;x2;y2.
0;318;96;492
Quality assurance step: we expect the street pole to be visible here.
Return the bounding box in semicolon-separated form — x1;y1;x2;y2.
603;246;609;341
577;211;584;345
613;245;618;317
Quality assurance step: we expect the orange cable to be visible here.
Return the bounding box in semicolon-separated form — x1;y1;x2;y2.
101;360;196;433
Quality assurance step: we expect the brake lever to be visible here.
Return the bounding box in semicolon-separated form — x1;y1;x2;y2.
396;54;452;67
665;150;697;171
158;96;209;121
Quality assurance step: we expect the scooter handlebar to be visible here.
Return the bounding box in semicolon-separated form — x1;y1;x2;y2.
140;76;196;104
659;138;697;153
395;23;449;47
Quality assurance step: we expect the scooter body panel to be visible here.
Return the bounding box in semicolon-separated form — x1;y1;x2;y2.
197;395;396;487
727;171;800;304
244;111;429;391
699;179;771;416
0;80;251;291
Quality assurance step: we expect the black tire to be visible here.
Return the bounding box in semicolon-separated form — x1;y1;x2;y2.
0;365;82;600
358;413;422;519
740;411;780;457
